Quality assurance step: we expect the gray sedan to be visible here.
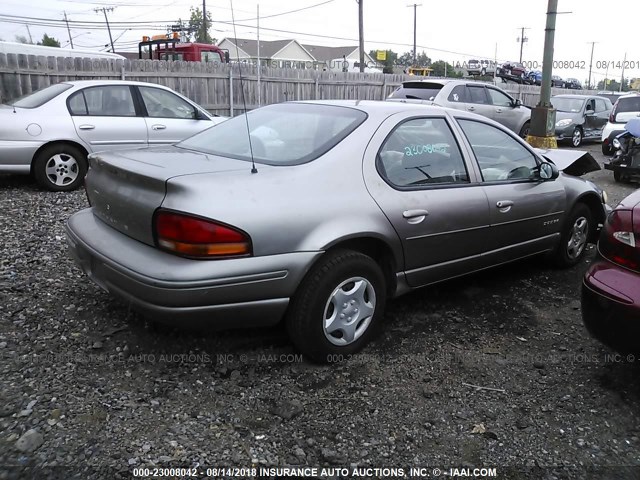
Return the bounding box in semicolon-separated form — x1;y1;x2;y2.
66;101;608;362
0;80;225;191
387;79;532;137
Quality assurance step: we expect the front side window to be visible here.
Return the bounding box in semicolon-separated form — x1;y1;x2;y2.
178;103;367;165
487;88;513;107
70;86;136;117
139;86;197;119
377;118;469;187
458;119;537;182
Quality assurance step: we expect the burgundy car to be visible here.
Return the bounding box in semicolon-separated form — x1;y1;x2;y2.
582;189;640;354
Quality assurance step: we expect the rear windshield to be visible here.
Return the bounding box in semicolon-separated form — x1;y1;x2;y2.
177;103;367;165
388;82;444;101
9;83;72;108
616;96;640;113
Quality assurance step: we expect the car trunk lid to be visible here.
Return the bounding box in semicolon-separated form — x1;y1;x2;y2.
85;145;250;246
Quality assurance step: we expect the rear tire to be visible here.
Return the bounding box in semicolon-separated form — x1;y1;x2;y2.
519;121;530;138
33;144;87;192
285;249;386;363
553;204;592;268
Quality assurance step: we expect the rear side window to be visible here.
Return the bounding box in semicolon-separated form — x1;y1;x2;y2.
388;82;443;101
468;86;488;104
377;117;469;187
447;85;466;103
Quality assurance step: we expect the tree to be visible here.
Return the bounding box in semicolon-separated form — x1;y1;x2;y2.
369;49;397;74
597;78;630;92
38;34;60;47
430;60;463;78
15;34;32;44
396;50;431;67
189;6;215;43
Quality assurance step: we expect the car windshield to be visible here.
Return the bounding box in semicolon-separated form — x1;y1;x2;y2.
177;103;367;165
388;82;443;101
552;97;585;113
8;83;73;108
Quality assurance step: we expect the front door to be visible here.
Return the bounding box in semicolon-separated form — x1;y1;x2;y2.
487;87;521;133
137;86;214;145
455;118;567;263
465;85;495;119
68;85;148;152
362;114;491;287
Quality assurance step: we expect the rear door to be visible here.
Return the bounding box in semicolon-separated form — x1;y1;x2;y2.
465;85;495;120
455;117;566;263
136;85;214;145
362;113;492;287
68;85;148;151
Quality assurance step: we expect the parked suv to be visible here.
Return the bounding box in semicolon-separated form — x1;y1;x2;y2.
600;93;640;155
387;79;531;137
565;78;582;90
467;59;496;76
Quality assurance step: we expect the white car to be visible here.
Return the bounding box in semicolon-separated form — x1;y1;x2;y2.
0;80;226;191
600;92;640;155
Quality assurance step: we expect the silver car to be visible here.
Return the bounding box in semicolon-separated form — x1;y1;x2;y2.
66;101;607;362
0;80;226;191
387;79;532;137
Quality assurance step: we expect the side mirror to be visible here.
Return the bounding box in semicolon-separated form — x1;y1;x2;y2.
513;98;523;107
194;109;210;121
538;162;559;181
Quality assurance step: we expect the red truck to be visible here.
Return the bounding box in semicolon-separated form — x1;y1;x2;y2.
138;34;229;63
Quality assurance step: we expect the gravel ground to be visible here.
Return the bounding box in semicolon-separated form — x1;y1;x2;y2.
1;143;639;480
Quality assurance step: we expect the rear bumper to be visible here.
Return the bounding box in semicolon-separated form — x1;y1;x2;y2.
0;140;42;173
581;259;640;354
65;208;323;328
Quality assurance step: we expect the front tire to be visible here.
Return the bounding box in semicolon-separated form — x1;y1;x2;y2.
571;127;583;147
33;144;87;191
553;204;592;268
285;249;386;363
519;121;530;138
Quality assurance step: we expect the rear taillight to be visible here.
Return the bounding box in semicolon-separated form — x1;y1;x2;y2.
154;210;251;258
599;210;640;272
609;103;617;123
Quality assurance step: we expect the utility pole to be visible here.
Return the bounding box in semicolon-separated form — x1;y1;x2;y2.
64;12;74;49
95;7;115;53
527;1;557;148
202;0;207;42
257;4;261;106
407;4;422;64
587;41;597;89
26;25;33;44
620;51;627;92
357;0;364;72
517;27;529;63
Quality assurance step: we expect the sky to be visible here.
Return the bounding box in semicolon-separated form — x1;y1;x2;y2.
1;0;638;86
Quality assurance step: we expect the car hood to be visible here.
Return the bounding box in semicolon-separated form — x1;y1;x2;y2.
555;111;580;122
535;149;600;176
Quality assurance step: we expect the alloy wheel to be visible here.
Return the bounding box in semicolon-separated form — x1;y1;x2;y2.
566;216;588;260
45;153;80;187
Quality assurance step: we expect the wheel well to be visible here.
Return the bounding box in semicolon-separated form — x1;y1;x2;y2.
30;141;89;174
575;195;605;242
324;237;398;298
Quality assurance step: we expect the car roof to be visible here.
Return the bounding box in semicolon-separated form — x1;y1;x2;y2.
61;80;174;89
552;94;594;99
295;99;467;117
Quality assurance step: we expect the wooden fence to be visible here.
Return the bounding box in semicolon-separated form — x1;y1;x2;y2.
0;53;601;116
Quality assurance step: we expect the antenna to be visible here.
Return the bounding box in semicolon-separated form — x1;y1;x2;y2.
230;0;258;174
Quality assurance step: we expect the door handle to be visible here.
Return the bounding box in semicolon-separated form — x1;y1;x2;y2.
402;209;429;224
152;124;167;130
495;108;503;113
78;124;95;130
467;106;476;111
496;200;514;208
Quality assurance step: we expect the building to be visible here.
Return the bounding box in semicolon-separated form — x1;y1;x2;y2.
217;38;378;71
217;38;316;69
